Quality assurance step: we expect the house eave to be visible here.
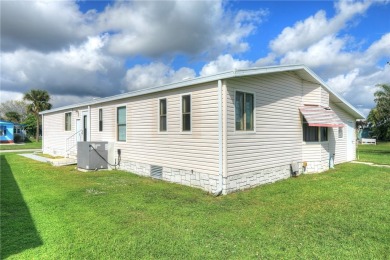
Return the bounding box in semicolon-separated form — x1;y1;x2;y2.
40;64;365;119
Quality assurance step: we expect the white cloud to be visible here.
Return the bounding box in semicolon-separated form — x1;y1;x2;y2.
270;0;371;55
0;91;24;104
327;68;360;94
1;36;125;98
97;1;267;57
200;54;253;76
0;0;92;51
122;62;196;90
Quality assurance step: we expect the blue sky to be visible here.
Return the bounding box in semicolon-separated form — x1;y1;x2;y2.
1;0;389;116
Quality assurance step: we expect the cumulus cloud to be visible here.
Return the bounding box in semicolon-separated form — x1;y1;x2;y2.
0;0;92;52
97;0;267;57
122;62;196;90
270;0;371;55
1;35;125;100
200;54;253;76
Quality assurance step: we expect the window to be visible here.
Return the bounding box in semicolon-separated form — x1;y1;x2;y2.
182;95;191;131
159;99;167;131
320;127;328;141
303;118;328;142
117;106;126;141
65;112;72;131
0;126;6;136
235;91;254;131
99;109;103;132
338;127;343;138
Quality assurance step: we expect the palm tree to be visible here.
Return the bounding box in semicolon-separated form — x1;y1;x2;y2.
23;89;52;141
368;84;390;140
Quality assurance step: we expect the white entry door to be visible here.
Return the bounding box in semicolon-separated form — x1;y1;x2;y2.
347;121;355;161
81;111;89;142
76;119;82;142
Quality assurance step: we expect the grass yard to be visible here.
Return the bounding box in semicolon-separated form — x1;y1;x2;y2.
357;142;390;165
0;140;42;150
1;152;390;259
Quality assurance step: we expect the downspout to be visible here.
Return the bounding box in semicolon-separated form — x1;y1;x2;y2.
214;79;223;196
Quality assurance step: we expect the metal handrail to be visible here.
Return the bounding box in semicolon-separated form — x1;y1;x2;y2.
66;129;83;155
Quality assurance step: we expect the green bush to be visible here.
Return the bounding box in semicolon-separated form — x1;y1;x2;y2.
13;133;24;143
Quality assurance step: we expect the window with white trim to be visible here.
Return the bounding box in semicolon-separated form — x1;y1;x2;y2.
99;109;103;132
182;95;191;131
117;106;126;141
303;118;328;142
235;91;254;131
65;112;72;131
338;127;343;138
159;99;167;132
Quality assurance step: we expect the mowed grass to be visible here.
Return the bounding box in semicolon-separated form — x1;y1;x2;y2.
358;142;390;165
0;140;42;150
1;153;390;259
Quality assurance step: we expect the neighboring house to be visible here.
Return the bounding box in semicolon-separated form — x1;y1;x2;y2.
0;120;15;143
40;65;365;194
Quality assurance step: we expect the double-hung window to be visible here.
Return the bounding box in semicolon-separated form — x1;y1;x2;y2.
117;106;126;141
159;99;167;131
182;95;191;131
235;91;254;131
99;109;103;132
65;112;72;131
303;118;328;142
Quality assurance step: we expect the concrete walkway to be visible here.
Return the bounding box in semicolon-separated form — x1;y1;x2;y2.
0;149;42;153
18;153;77;166
19;153;50;163
351;161;390;168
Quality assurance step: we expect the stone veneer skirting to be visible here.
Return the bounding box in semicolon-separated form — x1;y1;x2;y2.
119;160;304;194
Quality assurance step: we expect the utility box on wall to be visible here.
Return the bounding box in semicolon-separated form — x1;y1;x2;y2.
77;142;108;170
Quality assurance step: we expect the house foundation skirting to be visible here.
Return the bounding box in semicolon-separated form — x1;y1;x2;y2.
119;160;220;193
225;164;292;194
119;160;330;194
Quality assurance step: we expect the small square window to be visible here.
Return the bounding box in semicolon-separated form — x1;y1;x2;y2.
338;127;343;138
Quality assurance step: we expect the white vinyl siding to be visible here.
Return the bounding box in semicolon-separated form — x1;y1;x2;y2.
328;102;357;164
42;107;88;156
226;72;303;176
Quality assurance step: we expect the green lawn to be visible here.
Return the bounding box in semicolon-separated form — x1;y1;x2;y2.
357;142;390;165
1;152;390;259
0;140;42;150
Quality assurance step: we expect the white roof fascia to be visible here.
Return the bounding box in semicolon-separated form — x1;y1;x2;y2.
301;66;365;119
40;64;306;115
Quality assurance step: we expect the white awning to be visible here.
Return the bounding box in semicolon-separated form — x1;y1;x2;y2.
300;106;345;127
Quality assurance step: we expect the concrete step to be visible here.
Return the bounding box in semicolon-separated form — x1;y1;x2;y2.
50;158;77;166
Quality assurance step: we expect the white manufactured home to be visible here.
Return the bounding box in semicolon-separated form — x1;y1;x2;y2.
40;65;365;194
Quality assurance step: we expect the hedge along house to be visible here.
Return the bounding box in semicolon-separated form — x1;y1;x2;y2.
40;65;365;194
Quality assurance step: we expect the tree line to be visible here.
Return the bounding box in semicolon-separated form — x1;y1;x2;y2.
0;89;52;141
367;84;390;141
